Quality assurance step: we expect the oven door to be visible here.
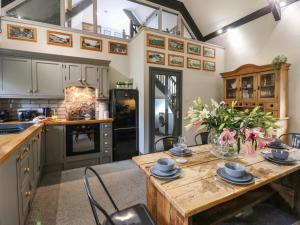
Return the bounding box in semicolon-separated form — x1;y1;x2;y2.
66;124;100;157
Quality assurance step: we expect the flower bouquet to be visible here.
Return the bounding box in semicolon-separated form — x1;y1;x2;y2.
184;98;278;158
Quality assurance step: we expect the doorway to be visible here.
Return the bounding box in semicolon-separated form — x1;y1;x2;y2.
149;67;182;152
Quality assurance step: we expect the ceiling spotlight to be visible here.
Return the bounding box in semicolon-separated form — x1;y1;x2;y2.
280;1;286;7
217;29;223;34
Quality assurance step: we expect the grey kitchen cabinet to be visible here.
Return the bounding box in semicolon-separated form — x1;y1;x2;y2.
32;60;64;98
63;63;82;87
45;126;65;169
82;64;99;87
0;150;20;225
1;57;32;96
99;67;109;99
32;131;42;189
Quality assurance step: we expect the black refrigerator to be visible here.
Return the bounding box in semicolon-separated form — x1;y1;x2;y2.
109;89;139;161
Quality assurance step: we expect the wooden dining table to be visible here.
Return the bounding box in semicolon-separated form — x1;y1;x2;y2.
132;145;300;225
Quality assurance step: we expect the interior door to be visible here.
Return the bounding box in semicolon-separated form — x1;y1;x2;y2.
149;67;182;152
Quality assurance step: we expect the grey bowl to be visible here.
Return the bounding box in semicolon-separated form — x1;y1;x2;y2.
224;162;246;178
272;149;289;160
157;158;175;172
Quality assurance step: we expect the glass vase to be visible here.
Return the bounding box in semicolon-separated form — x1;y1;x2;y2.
208;129;239;159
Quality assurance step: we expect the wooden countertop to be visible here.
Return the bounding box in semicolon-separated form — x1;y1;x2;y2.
43;118;113;125
0;123;43;165
0;118;113;165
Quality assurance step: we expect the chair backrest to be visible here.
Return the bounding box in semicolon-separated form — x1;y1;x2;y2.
279;133;300;149
154;136;178;151
83;167;119;225
195;132;209;145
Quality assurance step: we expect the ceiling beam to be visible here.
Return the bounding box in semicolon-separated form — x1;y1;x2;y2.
203;0;299;42
145;0;204;41
269;0;281;21
65;0;93;21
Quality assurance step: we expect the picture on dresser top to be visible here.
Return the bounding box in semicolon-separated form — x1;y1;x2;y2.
47;30;73;47
65;86;96;120
7;24;37;42
109;41;128;55
81;36;102;51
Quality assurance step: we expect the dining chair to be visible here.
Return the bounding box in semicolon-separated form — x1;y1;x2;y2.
194;132;209;145
279;133;300;149
154;136;178;152
83;167;156;225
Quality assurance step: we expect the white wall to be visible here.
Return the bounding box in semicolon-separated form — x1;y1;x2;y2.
0;18;130;89
209;1;300;134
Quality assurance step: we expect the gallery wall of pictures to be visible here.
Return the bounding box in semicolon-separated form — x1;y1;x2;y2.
146;32;216;72
6;23;128;55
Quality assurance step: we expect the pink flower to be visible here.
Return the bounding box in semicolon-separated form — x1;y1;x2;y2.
256;136;273;149
193;119;202;126
219;128;236;145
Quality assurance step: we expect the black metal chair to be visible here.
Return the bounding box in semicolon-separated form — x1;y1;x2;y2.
154;136;178;152
83;167;156;225
279;133;300;149
194;132;209;145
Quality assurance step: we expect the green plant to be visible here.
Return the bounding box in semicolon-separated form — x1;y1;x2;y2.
184;98;278;153
272;55;287;70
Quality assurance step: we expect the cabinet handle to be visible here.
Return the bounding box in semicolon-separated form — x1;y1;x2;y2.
16;155;23;162
105;150;109;153
24;167;30;174
23;147;29;154
270;104;274;107
104;133;108;137
25;191;31;197
104;142;108;145
27;89;32;93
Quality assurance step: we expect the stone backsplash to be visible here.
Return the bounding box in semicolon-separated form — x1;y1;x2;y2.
0;99;106;121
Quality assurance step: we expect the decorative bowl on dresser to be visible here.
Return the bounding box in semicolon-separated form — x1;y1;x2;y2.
220;63;290;143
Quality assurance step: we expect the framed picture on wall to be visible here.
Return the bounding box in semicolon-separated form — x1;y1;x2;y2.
47;31;72;47
109;41;128;55
187;42;201;55
203;60;216;71
80;36;102;51
203;46;215;58
168;54;184;67
168;38;184;52
187;57;201;70
146;33;165;49
7;24;37;42
147;50;165;65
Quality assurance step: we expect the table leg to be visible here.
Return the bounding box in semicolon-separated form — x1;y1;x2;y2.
146;177;190;225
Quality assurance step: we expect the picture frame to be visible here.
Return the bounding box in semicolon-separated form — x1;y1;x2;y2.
147;50;165;65
109;41;128;55
146;33;165;49
187;42;201;55
7;24;37;42
203;46;215;58
168;54;184;67
47;31;72;47
203;60;216;72
168;38;184;52
187;57;201;70
80;36;102;52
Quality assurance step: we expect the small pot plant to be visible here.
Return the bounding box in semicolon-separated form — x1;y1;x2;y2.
272;55;287;70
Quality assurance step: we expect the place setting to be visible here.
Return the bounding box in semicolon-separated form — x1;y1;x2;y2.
169;136;193;157
263;139;297;165
216;162;255;185
149;158;181;180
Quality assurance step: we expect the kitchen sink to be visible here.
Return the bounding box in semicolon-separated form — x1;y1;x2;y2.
0;123;34;134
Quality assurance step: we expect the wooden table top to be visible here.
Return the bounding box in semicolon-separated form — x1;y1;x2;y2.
132;145;300;218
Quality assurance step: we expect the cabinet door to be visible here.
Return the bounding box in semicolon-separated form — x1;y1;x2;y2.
32;132;42;187
224;77;240;102
82;65;99;87
64;63;82;87
1;57;32;96
99;67;109;99
0;150;19;225
32;60;64;98
257;72;278;102
240;74;257;103
45;126;65;165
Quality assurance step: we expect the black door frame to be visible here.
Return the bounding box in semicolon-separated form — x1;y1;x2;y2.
149;67;183;152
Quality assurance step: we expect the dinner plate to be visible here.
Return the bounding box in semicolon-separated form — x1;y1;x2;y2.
150;167;181;179
218;167;253;183
150;165;179;177
217;168;255;185
169;148;193;156
264;153;297;165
